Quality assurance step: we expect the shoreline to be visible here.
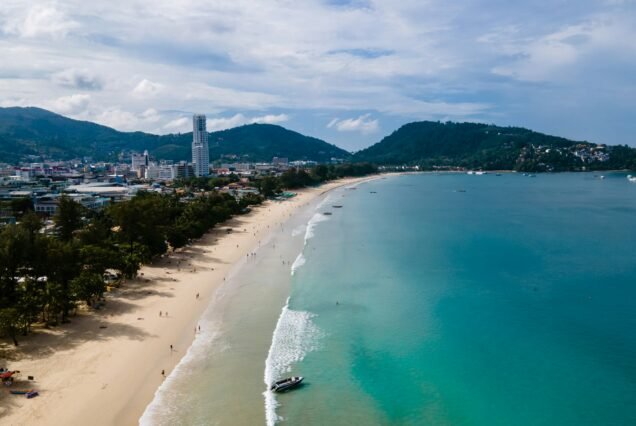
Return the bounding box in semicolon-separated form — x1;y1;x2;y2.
0;175;378;426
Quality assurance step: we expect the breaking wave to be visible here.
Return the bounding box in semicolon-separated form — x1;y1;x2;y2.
290;253;306;276
304;213;329;243
263;299;323;425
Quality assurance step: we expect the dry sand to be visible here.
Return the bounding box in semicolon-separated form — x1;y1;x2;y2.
0;176;375;426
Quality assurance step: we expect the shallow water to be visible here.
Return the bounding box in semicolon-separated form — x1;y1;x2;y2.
142;173;636;425
139;195;322;426
282;172;636;426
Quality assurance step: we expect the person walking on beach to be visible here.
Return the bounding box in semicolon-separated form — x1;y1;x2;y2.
170;345;173;351
161;369;165;377
159;311;162;317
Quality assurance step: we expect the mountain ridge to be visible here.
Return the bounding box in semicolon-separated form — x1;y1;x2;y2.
353;121;636;171
0;107;350;163
1;107;635;171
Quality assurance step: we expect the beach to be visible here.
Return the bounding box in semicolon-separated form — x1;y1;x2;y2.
0;176;374;426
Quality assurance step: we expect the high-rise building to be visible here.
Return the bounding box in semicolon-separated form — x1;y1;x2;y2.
192;114;209;177
131;150;149;172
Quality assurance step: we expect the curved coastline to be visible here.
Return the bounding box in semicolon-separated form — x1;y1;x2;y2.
139;175;381;425
1;175;381;426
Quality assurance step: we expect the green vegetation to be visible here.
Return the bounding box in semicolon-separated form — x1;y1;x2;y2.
0;190;261;345
0;163;377;345
174;163;378;197
0;107;350;163
353;121;636;171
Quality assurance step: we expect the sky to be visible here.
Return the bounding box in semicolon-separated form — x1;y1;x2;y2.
0;0;635;152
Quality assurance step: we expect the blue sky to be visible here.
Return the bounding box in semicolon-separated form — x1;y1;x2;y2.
0;0;635;151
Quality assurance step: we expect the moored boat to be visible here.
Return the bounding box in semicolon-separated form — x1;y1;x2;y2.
270;376;304;392
10;389;32;395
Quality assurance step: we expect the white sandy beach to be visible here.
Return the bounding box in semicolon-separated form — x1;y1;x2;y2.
0;177;375;426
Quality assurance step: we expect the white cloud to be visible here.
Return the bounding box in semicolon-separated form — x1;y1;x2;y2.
207;113;289;131
0;0;634;147
163;117;190;132
93;108;139;131
488;17;636;82
328;114;379;134
133;79;164;97
4;4;78;38
51;94;90;114
251;113;289;125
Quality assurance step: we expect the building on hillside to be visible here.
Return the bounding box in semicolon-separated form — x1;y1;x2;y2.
192;114;209;177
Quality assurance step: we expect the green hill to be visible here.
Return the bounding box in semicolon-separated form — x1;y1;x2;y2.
353;121;636;171
0;107;350;163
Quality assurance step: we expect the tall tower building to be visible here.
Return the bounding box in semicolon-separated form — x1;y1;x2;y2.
131;149;149;172
192;114;209;177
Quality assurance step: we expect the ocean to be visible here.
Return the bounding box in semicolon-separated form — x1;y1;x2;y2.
141;172;636;425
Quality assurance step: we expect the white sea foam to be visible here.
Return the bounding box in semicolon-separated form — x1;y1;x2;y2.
263;299;323;426
290;253;306;276
304;212;329;243
316;194;333;210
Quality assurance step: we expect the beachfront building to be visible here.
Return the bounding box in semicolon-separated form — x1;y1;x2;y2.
192;114;209;177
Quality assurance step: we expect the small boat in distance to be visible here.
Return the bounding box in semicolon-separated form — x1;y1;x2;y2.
332;205;343;208
323;212;332;215
271;376;304;392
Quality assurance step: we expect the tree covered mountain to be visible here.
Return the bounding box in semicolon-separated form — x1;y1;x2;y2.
2;108;634;171
0;107;350;163
353;121;636;171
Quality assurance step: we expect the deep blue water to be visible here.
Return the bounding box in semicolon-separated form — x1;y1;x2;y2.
280;173;636;425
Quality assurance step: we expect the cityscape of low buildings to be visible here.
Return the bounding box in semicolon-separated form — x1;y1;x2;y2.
0;112;344;225
0;151;308;224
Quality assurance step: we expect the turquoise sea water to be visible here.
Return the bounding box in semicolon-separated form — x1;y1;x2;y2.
279;173;636;425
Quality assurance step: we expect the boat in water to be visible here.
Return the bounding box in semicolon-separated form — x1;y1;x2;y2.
271;376;304;392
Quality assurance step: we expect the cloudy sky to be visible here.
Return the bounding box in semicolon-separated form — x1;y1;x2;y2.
1;0;635;151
